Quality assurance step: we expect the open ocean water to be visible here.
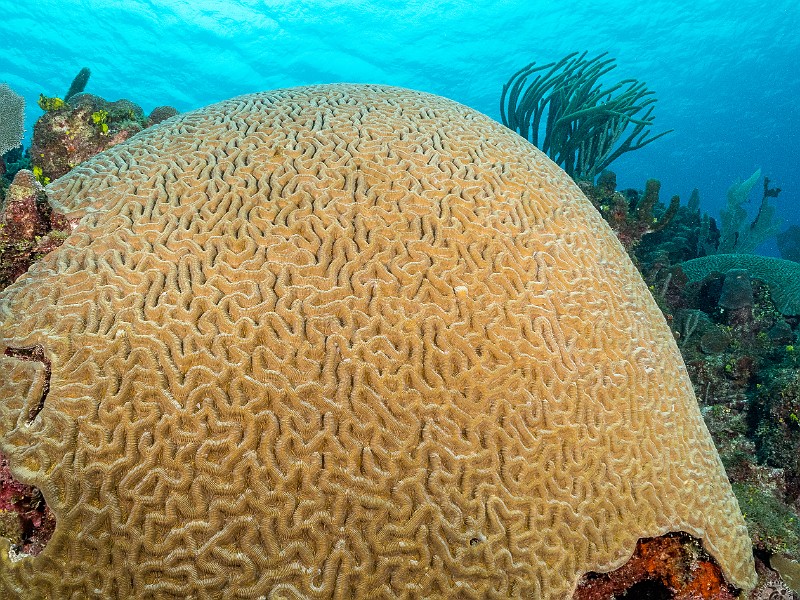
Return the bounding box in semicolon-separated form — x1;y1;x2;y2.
1;1;798;235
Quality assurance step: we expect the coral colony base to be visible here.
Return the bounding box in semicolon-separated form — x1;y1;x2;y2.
0;84;757;598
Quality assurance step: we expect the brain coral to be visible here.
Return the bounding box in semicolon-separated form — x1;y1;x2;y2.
0;84;755;598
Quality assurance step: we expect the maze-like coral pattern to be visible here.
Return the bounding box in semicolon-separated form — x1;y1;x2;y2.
0;85;755;598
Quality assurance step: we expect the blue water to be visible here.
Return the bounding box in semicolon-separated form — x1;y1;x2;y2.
2;0;798;239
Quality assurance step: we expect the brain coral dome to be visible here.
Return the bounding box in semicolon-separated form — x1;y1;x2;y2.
0;84;756;598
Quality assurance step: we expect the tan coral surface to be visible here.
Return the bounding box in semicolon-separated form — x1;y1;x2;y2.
0;84;755;598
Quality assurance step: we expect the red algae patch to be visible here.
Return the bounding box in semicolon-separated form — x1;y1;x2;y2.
0;451;55;557
574;533;739;599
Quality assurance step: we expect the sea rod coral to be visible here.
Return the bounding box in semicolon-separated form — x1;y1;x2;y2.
0;84;755;598
500;52;672;181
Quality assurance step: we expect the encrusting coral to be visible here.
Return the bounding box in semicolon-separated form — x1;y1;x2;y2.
680;254;800;316
578;171;679;253
0;84;755;598
0;170;72;291
29;93;160;184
